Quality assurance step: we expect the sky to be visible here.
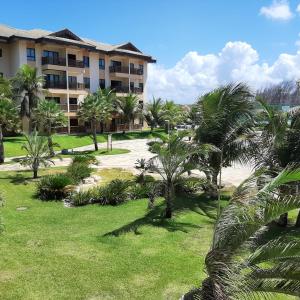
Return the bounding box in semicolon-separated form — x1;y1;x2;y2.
2;0;300;103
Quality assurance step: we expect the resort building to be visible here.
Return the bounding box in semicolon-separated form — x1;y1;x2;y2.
0;24;156;133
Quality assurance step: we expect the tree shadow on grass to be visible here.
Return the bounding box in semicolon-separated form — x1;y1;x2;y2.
103;193;219;237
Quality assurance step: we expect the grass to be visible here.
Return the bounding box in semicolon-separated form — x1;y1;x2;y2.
59;148;130;158
3;129;166;158
0;168;296;300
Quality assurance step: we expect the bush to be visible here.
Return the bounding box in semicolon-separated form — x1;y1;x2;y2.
37;174;73;200
175;177;207;194
129;183;149;199
72;154;97;165
67;162;92;184
70;189;97;206
98;179;130;205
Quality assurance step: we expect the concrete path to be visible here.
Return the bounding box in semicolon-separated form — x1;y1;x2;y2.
0;139;253;186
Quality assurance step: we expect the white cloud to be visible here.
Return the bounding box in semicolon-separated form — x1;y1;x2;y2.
260;0;293;21
296;3;300;13
147;41;300;103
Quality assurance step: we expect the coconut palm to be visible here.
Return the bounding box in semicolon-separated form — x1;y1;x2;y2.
78;90;114;151
184;167;300;299
0;98;19;163
11;64;44;132
116;93;141;131
255;98;300;227
194;83;255;205
20;131;53;178
148;133;209;218
144;97;164;131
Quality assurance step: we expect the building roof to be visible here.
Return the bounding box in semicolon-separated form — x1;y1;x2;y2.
0;24;156;62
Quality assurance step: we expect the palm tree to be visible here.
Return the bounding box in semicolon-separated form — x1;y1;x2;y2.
11;64;44;132
0;98;19;163
144;97;164;131
0;76;12;98
184;167;300;299
78;90;114;151
116;93;141;131
33;99;67;156
162;100;184;131
194;83;255;205
20;131;53;178
255;98;300;227
148;133;204;218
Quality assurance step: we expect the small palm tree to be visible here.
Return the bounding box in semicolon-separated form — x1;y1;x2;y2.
116;93;141;131
21;131;53;178
144;97;164;131
184;167;300;299
33;99;67;156
78;90;114;151
11;64;44;132
0;98;19;163
148;133;202;218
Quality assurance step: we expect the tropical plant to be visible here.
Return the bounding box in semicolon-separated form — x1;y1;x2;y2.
0;98;19;163
194;83;255;209
37;174;73;200
148;133;202;218
0;76;12;98
66;161;92;184
20;131;53;178
116;93;142;131
255;98;300;227
33;99;67;156
184;167;300;299
162;100;185;131
144;97;164;131
11;64;44;132
78;89;114;151
72;154;97;165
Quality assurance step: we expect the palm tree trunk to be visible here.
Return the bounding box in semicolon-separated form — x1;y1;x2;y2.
33;169;38;179
277;213;288;227
165;181;174;218
47;127;55;157
92;121;98;151
148;195;155;209
0;125;4;164
295;210;300;227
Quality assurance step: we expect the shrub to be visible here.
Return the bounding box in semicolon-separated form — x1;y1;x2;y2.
175;177;207;194
72;154;97;165
98;179;130;205
37;174;73;200
129;183;149;199
67;162;92;184
135;174;155;184
70;189;97;206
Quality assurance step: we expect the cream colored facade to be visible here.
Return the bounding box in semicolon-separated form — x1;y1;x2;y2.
0;25;155;133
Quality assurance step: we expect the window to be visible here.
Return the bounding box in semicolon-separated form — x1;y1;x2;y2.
69;98;77;105
0;49;2;57
83;56;89;68
99;79;105;89
130;81;134;92
43;50;59;58
111;60;121;67
130;63;134;70
84;77;90;89
70;118;79;127
46;74;60;82
139;83;144;92
139;64;144;70
27;48;35;61
99;58;105;70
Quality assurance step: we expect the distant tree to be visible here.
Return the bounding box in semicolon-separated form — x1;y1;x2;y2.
116;93;142;131
33;99;67;156
144;97;164;131
11;65;44;132
162;100;184;131
21;131;53;178
0;98;19;163
78;90;114;151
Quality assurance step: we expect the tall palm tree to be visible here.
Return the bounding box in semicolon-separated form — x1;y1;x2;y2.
116;93;141;131
255;98;300;227
11;64;44;132
194;83;255;204
148;133;207;218
33;99;67;156
144;97;164;131
21;131;53;178
78;90;114;151
0;98;19;163
184;167;300;299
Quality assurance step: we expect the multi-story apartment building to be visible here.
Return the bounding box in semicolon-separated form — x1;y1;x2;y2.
0;25;155;133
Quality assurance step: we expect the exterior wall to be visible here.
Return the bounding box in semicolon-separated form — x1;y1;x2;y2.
0;43;11;77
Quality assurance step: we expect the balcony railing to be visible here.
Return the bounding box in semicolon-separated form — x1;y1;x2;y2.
69;82;85;90
109;65;143;75
42;56;66;66
60;104;68;111
68;59;84;68
69;104;78;112
130;87;143;94
44;80;67;89
111;86;129;93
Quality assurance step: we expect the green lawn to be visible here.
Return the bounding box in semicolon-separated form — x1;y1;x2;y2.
0;169;296;299
3;129;166;158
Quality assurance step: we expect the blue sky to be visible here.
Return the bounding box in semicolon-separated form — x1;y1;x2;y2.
2;0;300;102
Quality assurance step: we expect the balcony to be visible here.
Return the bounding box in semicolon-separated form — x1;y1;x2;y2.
69;104;78;112
68;59;84;68
42;56;66;66
130;68;143;75
109;65;143;75
69;82;85;90
60;104;68;111
111;86;129;93
130;87;143;94
44;80;67;89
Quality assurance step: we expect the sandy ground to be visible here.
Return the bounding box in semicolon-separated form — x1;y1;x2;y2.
0;139;253;186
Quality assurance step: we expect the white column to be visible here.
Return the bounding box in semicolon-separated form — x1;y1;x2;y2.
104;55;110;88
66;49;70;134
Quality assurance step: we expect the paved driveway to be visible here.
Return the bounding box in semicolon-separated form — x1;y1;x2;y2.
0;139;253;186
